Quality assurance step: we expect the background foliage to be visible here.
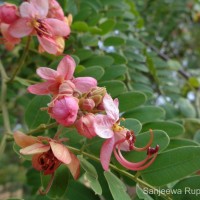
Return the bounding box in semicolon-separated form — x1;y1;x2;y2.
1;0;200;199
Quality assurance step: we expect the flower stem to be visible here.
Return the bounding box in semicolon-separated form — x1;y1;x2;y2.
27;122;58;135
68;146;172;200
0;60;12;154
9;36;32;83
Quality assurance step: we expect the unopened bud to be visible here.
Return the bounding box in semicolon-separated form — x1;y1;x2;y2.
79;98;95;111
88;87;106;97
75;114;97;138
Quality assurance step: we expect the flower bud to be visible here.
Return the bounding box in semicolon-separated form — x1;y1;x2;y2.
79;98;95;111
48;0;65;20
0;3;18;24
75;114;97;138
48;96;79;126
88;87;106;97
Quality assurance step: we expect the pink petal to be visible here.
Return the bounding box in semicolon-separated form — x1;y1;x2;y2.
114;130;130;151
32;154;43;171
43;18;70;36
57;55;76;80
103;94;119;122
49;96;79;126
8;18;33;38
94;115;114;138
37;36;58;55
13;131;37;148
31;0;49;18
66;152;80;179
37;67;59;81
100;137;115;171
27;81;53;95
20;143;50;155
73;77;97;93
49;141;72;164
19;2;36;18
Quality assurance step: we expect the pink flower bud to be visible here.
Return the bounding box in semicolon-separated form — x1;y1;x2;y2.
79;98;95;111
0;3;18;24
48;96;79;126
75;114;97;138
48;0;65;20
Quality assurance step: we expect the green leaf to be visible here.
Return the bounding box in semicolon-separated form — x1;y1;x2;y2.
166;138;199;150
167;59;181;70
26;168;41;193
25;96;51;129
99;80;127;97
172;176;200;200
128;62;148;72
75;49;93;61
194;130;200;143
188;77;200;88
71;21;89;32
123;106;165;123
104;37;125;46
183;118;200;138
101;65;127;80
109;53;127;64
81;34;99;46
104;171;131;200
114;22;129;31
99;19;116;35
75;66;104;80
118;91;146;112
65;180;100;200
142;121;184;137
83;55;114;67
78;156;102;195
178;98;196;118
136;184;154;200
41;165;70;199
120;118;142;134
141;146;200;186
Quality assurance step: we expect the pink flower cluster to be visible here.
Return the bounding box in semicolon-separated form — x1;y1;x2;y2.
0;0;71;54
25;55;159;171
7;0;159;193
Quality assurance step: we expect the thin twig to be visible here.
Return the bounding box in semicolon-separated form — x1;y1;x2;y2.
9;36;32;83
0;60;12;154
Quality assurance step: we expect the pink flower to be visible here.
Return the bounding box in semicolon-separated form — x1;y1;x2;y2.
0;3;20;50
8;0;70;54
27;55;97;96
94;94;130;170
0;23;21;50
94;94;158;171
0;3;19;24
75;114;97;138
48;95;79;127
13;131;80;179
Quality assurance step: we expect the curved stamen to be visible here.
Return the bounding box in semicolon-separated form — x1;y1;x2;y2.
132;129;154;152
114;140;152;170
114;137;159;171
133;151;159;171
39;173;55;195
